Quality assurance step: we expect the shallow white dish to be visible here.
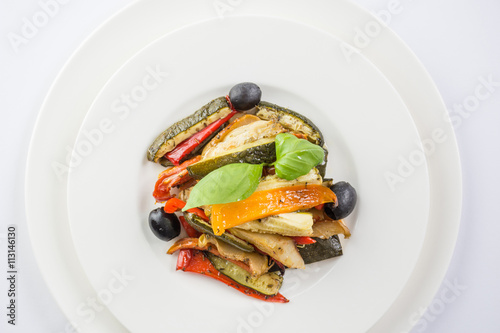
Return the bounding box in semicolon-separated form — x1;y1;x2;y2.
25;1;461;332
66;17;429;333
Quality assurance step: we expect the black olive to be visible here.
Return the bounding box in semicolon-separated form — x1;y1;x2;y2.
148;208;181;241
324;181;357;220
228;82;262;111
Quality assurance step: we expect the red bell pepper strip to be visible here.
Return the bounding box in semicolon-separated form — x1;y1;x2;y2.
163;198;209;221
176;249;289;303
165;110;238;165
179;216;201;238
164;198;186;213
153;156;201;202
291;236;317;245
176;249;193;270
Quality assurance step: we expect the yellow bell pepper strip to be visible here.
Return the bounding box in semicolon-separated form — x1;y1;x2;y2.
210;185;337;235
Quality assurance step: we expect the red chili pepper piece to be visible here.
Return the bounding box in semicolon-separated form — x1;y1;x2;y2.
291;236;317;245
187;207;209;221
164;198;186;213
225;95;236;112
178;216;201;238
314;204;324;211
165;110;238;165
177;249;289;303
164;198;208;222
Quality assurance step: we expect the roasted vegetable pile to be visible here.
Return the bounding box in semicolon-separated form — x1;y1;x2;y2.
147;83;357;302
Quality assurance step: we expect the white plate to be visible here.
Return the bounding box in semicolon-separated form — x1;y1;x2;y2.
25;1;461;333
67;17;428;333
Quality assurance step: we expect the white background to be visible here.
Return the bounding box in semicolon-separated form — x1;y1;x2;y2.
1;0;499;332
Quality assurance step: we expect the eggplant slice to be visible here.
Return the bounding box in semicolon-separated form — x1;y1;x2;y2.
297;235;343;264
201;118;286;160
147;97;231;163
229;228;306;269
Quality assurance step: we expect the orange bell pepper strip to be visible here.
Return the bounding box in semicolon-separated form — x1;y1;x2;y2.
210;185;337;235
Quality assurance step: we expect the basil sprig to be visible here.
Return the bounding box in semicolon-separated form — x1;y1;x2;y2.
183;133;324;210
274;133;325;180
183;163;263;211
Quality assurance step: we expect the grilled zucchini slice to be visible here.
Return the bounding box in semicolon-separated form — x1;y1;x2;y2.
147;97;231;163
256;101;324;146
187;139;276;179
206;252;283;296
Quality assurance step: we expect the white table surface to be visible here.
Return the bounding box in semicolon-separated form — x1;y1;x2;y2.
1;0;499;332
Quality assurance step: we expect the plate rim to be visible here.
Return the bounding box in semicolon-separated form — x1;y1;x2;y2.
65;15;431;333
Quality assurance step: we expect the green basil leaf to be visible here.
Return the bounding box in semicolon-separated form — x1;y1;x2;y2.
183;163;263;210
274;133;324;180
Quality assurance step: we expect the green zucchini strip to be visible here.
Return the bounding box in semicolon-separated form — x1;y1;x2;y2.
187;139;276;179
147;97;230;162
206;252;283;296
183;212;254;252
257;101;324;146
